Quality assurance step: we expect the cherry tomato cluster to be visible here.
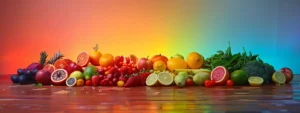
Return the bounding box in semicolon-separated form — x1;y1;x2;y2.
204;80;216;87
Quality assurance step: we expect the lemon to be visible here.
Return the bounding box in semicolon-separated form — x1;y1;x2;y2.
146;73;158;86
248;76;263;87
272;71;286;84
153;60;167;71
157;72;173;86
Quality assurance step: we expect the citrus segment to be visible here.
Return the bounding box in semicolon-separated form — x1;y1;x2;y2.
210;66;229;85
146;73;158;86
272;71;286;84
77;52;90;67
248;76;264;87
54;59;68;69
157;72;173;86
66;77;77;87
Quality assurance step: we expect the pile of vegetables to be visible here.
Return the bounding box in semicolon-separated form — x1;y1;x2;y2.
203;42;275;83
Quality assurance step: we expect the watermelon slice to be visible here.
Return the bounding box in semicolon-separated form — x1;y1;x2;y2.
211;66;229;85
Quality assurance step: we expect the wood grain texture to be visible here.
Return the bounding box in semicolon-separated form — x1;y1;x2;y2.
0;75;300;113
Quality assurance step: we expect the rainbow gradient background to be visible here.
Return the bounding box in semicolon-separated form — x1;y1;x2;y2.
0;0;299;74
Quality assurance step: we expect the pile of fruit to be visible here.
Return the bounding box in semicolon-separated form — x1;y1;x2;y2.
10;44;294;87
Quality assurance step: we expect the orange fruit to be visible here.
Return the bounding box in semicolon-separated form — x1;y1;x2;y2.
54;59;68;69
167;58;188;72
43;64;56;74
77;52;90;67
76;79;85;86
90;51;102;66
187;52;204;69
99;54;114;67
210;66;229;85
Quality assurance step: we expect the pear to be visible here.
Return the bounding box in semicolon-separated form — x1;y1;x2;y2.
193;72;210;86
174;74;186;87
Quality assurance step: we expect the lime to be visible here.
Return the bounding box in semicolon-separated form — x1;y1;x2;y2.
272;71;286;84
146;73;158;86
248;76;263;87
83;65;97;80
157;72;173;86
230;70;248;85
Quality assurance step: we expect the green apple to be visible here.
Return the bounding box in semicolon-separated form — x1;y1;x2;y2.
171;54;184;60
174;74;186;87
193;72;210;86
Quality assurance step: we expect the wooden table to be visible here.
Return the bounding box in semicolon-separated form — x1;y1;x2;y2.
0;74;299;113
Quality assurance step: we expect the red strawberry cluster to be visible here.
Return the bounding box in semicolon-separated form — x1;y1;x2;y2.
85;63;149;87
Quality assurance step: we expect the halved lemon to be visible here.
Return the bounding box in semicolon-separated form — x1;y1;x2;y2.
157;72;173;86
248;76;263;87
146;73;158;86
272;71;286;84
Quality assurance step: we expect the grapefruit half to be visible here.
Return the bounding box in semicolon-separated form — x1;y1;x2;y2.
77;52;90;67
210;66;229;85
43;64;56;74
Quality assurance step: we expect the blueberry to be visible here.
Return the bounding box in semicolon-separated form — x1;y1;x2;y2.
19;75;28;85
10;74;19;84
32;69;39;75
17;68;25;75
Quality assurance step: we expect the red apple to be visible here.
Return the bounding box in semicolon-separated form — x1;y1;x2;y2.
151;54;168;65
137;57;153;71
35;70;51;85
280;67;294;83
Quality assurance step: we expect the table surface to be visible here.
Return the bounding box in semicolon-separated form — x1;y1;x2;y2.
0;74;300;113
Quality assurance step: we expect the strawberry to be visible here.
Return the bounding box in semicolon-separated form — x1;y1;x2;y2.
134;75;141;86
92;76;100;86
124;76;136;87
109;81;113;86
139;73;146;86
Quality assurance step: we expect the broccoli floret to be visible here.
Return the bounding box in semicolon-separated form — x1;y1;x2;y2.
242;61;271;84
264;63;276;83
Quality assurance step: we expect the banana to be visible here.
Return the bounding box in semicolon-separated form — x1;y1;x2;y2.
174;69;211;75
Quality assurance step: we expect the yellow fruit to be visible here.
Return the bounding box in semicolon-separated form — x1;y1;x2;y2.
76;79;84;86
99;54;114;67
146;73;158;86
187;52;204;69
117;81;125;87
167;58;188;72
248;76;263;87
272;72;286;84
153;60;167;71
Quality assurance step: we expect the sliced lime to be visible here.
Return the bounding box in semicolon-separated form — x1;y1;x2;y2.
158;72;173;86
146;73;158;86
272;71;286;84
248;76;263;87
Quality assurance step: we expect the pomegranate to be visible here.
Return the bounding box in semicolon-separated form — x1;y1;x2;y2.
280;67;294;83
51;69;69;85
26;62;43;71
35;70;51;85
137;57;152;71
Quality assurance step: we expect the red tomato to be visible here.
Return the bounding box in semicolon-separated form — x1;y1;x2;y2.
85;80;92;86
227;80;234;86
210;80;216;87
185;78;194;86
204;80;211;87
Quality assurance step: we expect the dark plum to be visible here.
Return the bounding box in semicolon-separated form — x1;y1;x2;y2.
10;74;19;84
32;69;39;75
